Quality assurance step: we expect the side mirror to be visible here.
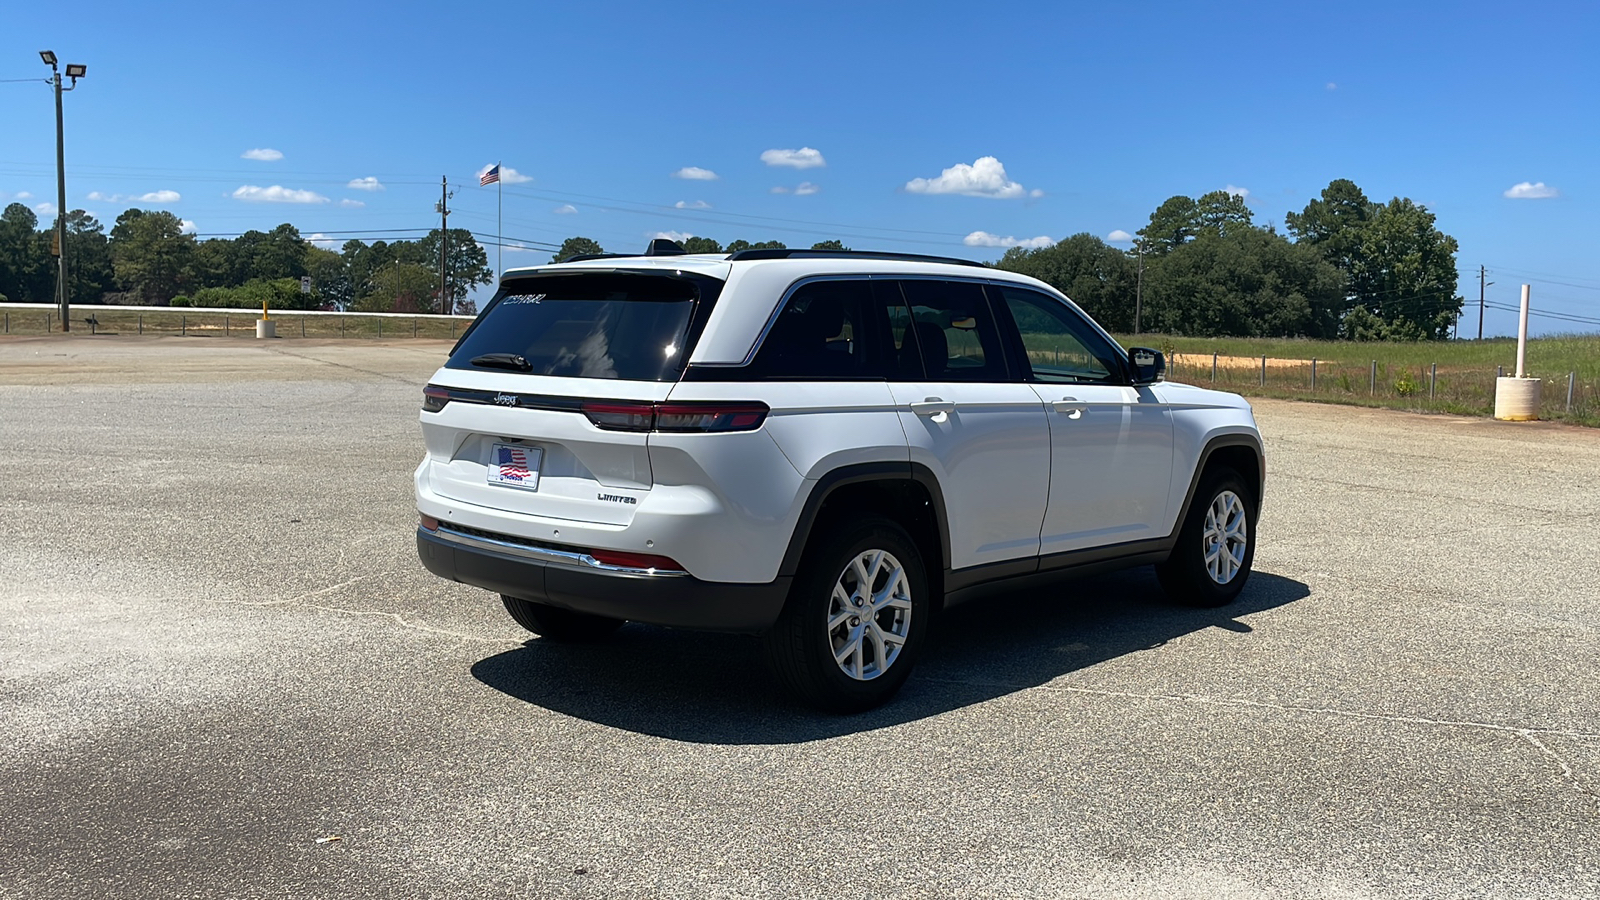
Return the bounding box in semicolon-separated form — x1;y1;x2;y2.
1128;347;1165;384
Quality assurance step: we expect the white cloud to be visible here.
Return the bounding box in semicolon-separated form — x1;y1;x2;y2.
675;199;712;209
179;219;197;234
1223;184;1250;199
339;198;365;208
553;204;578;215
86;191;119;202
231;185;330;204
905;156;1028;199
770;186;790;194
672;166;719;181
1029;188;1045;198
963;231;1054;249
478;163;532;184
242;148;283;161
1504;181;1558;199
347;177;384;191
135;189;181;203
502;242;542;254
34;202;56;216
1106;229;1134;243
16;191;31;200
1326;82;1338;91
650;230;694;242
794;182;820;196
304;233;340;249
760;147;826;169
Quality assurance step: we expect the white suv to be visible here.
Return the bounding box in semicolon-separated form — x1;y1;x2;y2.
416;244;1264;711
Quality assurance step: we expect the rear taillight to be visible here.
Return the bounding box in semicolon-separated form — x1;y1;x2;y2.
587;549;686;573
422;386;450;413
654;403;769;433
581;401;768;434
581;401;656;432
419;514;440;531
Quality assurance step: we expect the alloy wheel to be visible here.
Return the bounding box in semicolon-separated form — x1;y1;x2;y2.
827;549;913;681
1203;490;1249;585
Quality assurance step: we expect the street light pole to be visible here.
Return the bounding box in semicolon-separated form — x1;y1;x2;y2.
40;51;85;333
52;68;67;331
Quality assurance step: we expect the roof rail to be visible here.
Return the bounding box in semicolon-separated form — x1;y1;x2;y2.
555;253;631;263
724;248;989;269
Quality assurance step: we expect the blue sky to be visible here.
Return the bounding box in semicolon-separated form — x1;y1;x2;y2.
2;0;1596;335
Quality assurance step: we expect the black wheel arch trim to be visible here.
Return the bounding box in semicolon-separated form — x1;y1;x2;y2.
1173;433;1265;529
776;461;952;579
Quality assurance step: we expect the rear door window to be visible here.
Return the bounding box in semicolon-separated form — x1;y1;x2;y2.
749;279;912;380
893;279;1010;381
448;274;707;382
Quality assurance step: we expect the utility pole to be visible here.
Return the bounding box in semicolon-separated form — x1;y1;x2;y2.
438;176;452;316
1477;265;1493;340
1134;239;1144;335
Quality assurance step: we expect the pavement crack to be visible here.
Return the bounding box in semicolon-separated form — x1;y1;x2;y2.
1521;731;1600;806
209;576;373;607
300;603;516;644
206;576;514;645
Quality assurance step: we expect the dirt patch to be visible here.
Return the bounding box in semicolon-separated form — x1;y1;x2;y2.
1171;352;1311;370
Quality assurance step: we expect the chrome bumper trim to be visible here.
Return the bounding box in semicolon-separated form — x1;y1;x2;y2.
430;524;688;577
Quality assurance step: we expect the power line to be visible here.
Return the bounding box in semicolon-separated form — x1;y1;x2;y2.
1484;300;1600;326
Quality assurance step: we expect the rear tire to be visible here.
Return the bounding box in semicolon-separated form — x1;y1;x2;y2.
1156;469;1256;608
764;516;930;713
501;595;624;641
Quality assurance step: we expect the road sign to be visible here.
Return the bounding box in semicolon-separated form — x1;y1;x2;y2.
300;276;311;294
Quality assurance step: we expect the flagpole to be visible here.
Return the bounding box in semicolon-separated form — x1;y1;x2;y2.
496;160;502;278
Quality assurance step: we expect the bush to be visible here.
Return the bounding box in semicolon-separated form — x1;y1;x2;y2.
170;295;192;307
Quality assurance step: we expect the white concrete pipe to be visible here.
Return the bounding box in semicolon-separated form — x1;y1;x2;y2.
1495;376;1541;420
256;319;276;339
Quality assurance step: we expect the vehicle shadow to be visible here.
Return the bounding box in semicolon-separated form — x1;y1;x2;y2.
470;568;1310;744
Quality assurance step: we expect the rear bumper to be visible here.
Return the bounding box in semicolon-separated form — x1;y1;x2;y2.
416;528;790;633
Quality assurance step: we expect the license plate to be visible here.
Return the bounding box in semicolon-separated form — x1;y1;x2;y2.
487;442;543;491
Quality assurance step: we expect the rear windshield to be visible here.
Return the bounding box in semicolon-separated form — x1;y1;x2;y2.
447;273;703;381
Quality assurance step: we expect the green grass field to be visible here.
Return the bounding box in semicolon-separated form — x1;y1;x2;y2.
1109;332;1600;427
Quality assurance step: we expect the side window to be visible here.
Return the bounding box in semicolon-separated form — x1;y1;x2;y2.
995;286;1124;385
750;279;907;379
895;280;1009;382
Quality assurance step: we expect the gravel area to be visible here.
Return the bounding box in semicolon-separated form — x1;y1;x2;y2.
2;335;1596;899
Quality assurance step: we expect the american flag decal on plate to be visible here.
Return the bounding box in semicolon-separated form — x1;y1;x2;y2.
487;442;542;491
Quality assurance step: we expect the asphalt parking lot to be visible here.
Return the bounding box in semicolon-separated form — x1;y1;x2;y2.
2;335;1597;899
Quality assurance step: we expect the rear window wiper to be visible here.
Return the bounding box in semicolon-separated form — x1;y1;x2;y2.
470;353;533;372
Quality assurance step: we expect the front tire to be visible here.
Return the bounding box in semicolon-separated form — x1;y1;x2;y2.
1156;469;1256;608
764;517;931;713
501;595;624;641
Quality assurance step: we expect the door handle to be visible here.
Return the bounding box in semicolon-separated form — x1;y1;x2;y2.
1052;397;1088;417
909;397;955;417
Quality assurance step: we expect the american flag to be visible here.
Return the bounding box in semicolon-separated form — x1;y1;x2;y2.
480;165;500;186
497;445;529;480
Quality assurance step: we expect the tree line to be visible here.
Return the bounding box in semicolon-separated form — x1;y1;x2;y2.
0;204;492;314
547;235;832;262
996;179;1462;340
2;178;1459;339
